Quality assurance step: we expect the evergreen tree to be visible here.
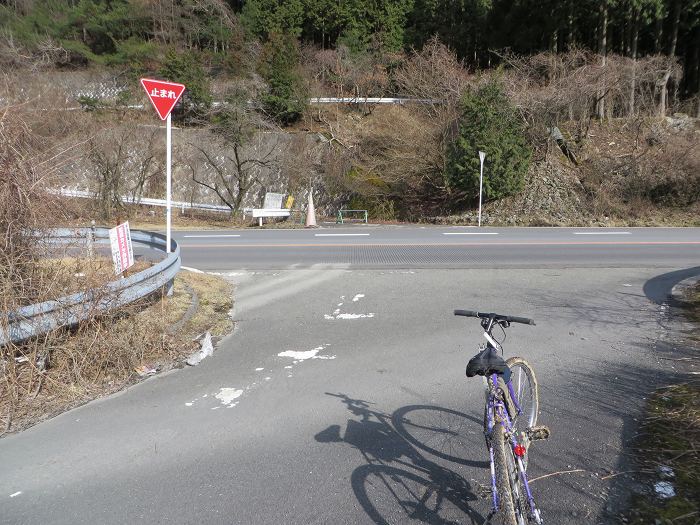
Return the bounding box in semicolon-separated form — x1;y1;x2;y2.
241;0;305;38
446;82;531;206
406;0;491;64
159;50;212;121
258;33;308;124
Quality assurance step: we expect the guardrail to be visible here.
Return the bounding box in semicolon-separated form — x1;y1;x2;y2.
309;97;442;105
0;228;180;346
48;188;232;214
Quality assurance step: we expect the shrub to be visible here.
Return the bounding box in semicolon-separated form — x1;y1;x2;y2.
446;81;531;208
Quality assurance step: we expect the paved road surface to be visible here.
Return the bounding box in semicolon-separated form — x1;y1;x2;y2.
172;226;700;269
0;227;698;524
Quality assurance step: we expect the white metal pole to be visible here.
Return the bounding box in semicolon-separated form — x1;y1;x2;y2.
166;113;172;253
478;151;485;227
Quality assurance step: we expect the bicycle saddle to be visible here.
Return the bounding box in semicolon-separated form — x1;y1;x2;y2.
466;346;512;383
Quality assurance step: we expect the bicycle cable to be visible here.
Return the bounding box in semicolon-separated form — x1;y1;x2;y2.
494;321;507;351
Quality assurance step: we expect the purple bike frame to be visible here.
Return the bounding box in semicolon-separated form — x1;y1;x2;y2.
486;373;539;520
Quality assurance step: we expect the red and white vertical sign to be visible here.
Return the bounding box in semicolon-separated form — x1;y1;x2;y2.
109;221;134;275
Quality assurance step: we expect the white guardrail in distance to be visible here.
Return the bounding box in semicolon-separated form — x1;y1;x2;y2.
0;228;180;346
56;97;441;112
49;188;231;213
309;97;442;104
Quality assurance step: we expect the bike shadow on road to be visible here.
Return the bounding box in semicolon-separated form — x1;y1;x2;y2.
315;393;486;525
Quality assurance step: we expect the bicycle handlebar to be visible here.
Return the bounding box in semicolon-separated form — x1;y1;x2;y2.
454;309;535;326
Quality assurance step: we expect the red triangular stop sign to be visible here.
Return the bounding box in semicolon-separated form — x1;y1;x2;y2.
140;78;186;120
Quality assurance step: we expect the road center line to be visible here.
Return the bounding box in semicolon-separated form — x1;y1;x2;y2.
573;232;630;235
443;232;499;235
183;234;241;238
314;233;370;237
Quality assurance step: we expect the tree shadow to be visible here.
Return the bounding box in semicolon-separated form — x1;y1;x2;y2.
643;266;700;307
315;393;485;525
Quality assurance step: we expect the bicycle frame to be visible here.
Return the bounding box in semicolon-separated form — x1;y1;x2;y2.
485;372;542;524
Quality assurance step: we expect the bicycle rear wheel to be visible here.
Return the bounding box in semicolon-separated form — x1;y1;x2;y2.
505;357;538;433
492;424;518;525
503;432;532;525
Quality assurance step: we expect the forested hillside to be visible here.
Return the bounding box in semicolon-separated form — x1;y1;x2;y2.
0;0;698;224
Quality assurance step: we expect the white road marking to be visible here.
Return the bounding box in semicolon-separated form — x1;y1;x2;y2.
9;492;21;498
181;266;204;273
442;232;499;235
314;233;370;237
573;231;630;235
278;346;335;361
215;388;243;407
352;294;365;302
183;234;241;238
326;313;375;320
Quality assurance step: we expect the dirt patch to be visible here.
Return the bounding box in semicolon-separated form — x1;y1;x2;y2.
430;117;700;227
0;270;233;435
431;159;590;226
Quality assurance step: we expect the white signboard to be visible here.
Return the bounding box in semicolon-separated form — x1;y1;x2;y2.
262;192;285;209
109;221;134;275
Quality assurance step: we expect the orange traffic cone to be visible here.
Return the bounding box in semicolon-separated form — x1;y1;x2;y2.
305;189;317;228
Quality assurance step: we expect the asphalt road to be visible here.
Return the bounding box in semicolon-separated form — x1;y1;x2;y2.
0;226;698;524
172;226;700;269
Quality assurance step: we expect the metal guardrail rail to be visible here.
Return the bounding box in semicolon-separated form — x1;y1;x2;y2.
48;188;232;214
0;228;180;346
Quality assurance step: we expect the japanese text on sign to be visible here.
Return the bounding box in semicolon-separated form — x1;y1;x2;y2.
109;221;134;275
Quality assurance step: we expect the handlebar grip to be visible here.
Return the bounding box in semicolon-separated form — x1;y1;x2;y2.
507;315;536;325
454;309;479;317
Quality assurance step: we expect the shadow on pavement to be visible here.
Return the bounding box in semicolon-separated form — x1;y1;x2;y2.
315;393;485;525
643;266;700;306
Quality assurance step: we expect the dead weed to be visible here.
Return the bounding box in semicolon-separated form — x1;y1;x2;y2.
0;271;233;435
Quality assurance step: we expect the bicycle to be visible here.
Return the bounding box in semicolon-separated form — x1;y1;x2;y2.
454;309;551;525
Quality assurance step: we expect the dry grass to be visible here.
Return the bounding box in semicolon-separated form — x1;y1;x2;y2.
0;270;233;435
623;286;700;524
34;257;150;296
0;105;237;436
625;383;700;524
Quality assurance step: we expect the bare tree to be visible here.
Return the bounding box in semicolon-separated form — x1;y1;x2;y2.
497;50;676;157
187;89;285;213
659;0;682;116
87;125;162;219
596;0;609;120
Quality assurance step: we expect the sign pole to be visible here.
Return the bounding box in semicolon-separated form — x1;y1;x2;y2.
140;78;185;253
166;113;172;253
478;151;486;228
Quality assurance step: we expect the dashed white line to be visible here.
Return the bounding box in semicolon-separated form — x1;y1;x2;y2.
314;233;370;237
442;232;499;235
183;234;241;238
573;231;631;235
9;492;21;498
